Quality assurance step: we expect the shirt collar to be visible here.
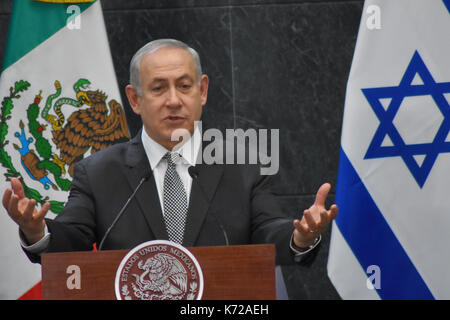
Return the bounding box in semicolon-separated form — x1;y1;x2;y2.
141;125;201;170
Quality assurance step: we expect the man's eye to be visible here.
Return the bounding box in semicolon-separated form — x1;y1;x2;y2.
152;87;162;92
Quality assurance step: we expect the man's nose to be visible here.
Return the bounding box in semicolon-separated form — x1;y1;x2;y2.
165;87;182;108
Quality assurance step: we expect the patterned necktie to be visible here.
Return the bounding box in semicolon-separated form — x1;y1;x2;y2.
162;152;188;244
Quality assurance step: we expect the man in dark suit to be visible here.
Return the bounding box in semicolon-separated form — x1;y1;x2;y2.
2;39;338;265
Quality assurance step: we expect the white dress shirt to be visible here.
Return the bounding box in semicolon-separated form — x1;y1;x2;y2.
141;125;202;212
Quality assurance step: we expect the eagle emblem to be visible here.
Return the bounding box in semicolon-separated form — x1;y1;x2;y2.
132;253;188;300
0;79;130;213
115;241;203;300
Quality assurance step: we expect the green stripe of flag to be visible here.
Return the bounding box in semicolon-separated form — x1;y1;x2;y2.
2;0;95;72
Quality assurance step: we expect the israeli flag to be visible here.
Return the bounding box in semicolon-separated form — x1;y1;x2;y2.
327;0;450;299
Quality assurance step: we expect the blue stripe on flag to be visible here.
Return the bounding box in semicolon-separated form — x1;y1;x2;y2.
335;148;434;299
443;0;450;13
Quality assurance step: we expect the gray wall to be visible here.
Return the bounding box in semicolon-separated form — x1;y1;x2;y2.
0;0;364;299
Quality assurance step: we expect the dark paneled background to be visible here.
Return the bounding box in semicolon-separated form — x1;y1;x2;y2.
0;0;364;299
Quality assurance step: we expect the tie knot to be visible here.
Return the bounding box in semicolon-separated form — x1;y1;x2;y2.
163;152;180;167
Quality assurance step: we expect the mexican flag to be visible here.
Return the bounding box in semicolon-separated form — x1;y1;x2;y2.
0;0;129;299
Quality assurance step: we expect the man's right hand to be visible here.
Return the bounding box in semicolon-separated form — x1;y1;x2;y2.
2;177;50;244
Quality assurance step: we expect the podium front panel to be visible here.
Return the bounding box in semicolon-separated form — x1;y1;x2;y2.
42;244;276;300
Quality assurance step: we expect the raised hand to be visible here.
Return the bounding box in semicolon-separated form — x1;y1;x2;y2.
293;183;338;248
2;177;50;244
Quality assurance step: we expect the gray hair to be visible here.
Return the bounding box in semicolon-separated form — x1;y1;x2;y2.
129;39;203;95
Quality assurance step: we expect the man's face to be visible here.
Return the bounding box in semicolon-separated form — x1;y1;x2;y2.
126;46;208;150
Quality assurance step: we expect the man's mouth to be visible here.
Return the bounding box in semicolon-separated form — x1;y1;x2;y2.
164;115;186;123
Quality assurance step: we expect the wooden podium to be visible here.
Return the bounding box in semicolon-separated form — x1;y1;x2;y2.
41;244;276;300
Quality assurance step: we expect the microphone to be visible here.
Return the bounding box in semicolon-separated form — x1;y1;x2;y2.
98;173;151;251
188;165;199;179
188;166;229;246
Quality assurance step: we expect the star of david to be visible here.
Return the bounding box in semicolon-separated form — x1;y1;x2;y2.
362;50;450;188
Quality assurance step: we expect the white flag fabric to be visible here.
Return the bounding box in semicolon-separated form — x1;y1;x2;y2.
0;0;129;299
327;0;450;299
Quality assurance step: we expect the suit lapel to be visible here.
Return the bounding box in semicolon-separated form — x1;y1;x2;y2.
182;162;224;247
124;131;225;246
124;132;169;240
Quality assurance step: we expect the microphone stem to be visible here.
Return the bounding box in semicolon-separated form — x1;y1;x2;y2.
98;175;149;251
189;166;229;246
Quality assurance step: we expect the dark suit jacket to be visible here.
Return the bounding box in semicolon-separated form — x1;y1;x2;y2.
29;131;303;265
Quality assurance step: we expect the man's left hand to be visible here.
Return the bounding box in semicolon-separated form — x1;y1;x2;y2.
293;182;338;248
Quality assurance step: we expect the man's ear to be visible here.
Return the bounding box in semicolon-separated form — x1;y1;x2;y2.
125;84;141;115
199;75;209;107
